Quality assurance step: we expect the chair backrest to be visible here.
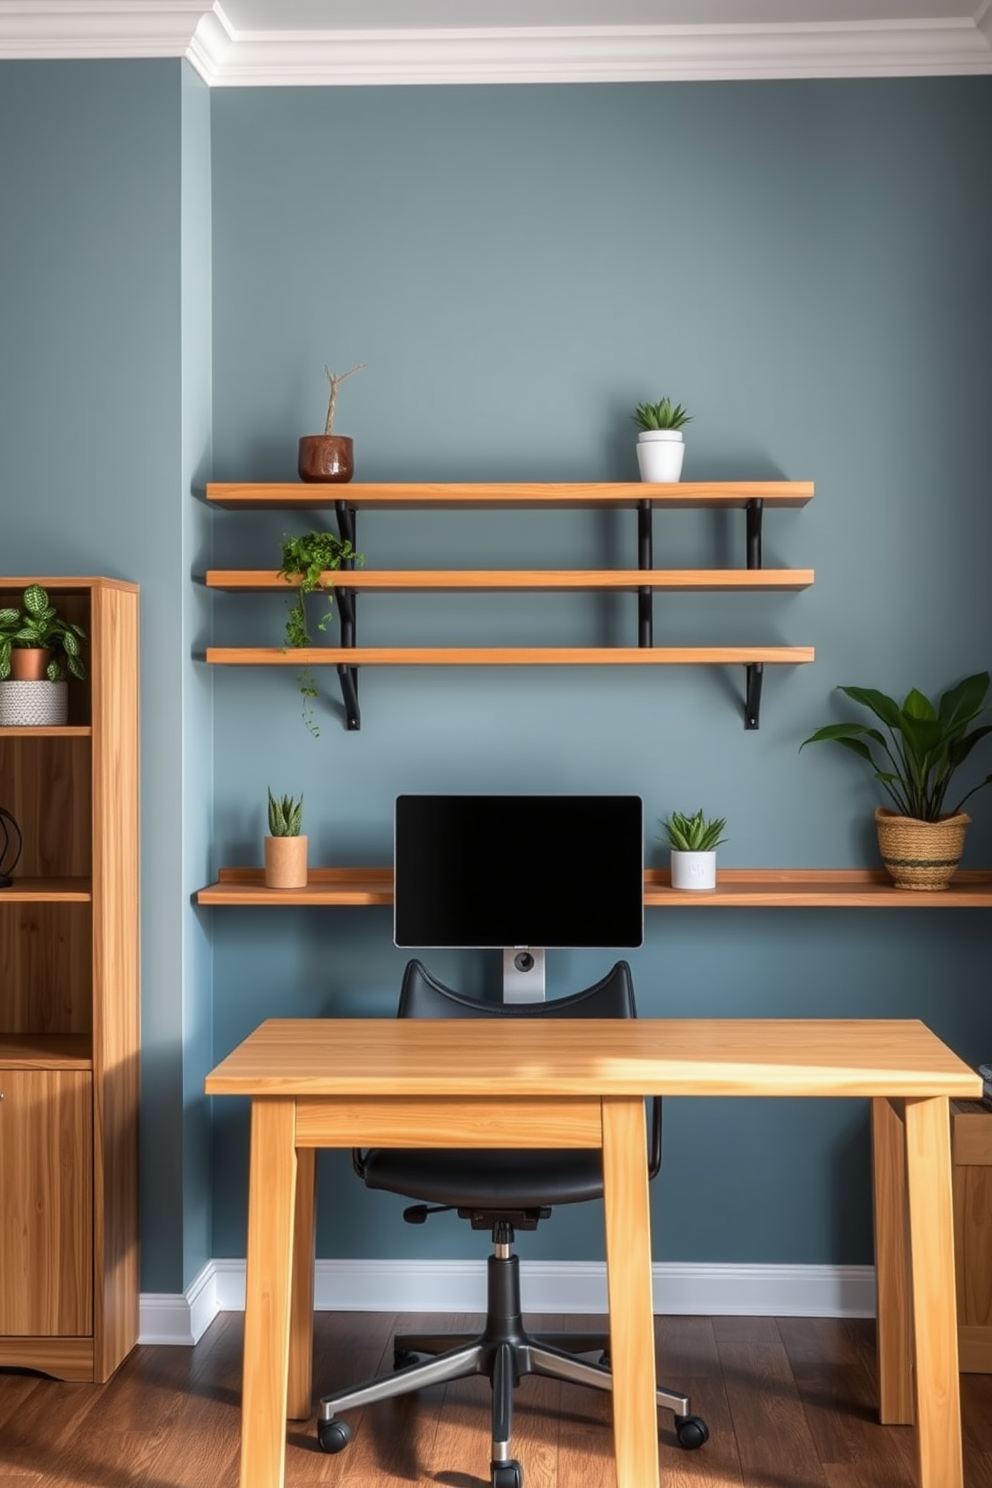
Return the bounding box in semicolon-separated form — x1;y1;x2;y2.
396;958;660;1178
398;958;636;1021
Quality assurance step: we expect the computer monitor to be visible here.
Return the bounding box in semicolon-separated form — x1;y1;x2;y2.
393;793;644;1002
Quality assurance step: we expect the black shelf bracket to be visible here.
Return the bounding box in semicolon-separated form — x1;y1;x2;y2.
335;500;361;730
745;497;763;569
743;498;764;729
744;662;763;731
637;500;653;647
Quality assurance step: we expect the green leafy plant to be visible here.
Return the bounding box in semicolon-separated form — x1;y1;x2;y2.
0;584;87;682
277;529;364;735
267;789;304;837
799;673;992;822
660;809;727;852
631;398;693;432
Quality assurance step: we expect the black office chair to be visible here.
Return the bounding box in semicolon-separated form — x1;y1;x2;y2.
317;958;708;1488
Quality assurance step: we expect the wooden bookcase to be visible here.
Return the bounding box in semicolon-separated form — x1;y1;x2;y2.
0;577;139;1382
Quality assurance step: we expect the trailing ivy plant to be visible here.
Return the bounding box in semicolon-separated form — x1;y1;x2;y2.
277;529;363;736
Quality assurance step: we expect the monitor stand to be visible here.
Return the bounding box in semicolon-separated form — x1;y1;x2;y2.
502;947;546;1004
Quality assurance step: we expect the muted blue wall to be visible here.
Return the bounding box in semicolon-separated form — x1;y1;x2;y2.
3;63;991;1291
207;78;992;1267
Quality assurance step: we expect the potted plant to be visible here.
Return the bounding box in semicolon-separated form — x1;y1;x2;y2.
632;397;693;483
0;583;87;726
264;789;307;889
298;361;365;483
278;529;363;736
799;673;992;890
660;808;727;891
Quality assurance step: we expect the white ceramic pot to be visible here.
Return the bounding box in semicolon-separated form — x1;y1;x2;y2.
670;850;717;892
636;429;685;483
0;679;68;726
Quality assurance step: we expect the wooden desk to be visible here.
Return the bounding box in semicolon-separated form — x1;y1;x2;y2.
205;1017;981;1488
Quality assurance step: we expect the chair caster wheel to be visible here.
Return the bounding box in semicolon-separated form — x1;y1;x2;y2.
394;1348;419;1369
674;1412;709;1449
317;1418;352;1454
492;1459;523;1488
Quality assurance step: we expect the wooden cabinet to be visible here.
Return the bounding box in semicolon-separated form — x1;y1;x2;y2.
0;577;139;1382
952;1100;992;1372
203;480;815;730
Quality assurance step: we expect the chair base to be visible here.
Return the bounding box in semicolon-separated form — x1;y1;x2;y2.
317;1238;708;1482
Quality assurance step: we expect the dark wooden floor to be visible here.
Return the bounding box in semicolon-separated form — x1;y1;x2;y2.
2;1312;992;1487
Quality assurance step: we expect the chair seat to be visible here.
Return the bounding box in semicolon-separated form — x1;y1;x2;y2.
362;1146;605;1209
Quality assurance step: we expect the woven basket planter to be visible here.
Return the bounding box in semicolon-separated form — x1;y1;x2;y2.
874;806;970;891
0;679;68;727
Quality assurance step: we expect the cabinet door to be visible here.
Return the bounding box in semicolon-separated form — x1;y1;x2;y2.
0;1069;92;1336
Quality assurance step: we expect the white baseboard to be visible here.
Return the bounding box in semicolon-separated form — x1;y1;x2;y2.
139;1259;876;1346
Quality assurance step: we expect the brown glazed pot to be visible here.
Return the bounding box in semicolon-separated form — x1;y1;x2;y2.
298;435;354;483
10;647;50;680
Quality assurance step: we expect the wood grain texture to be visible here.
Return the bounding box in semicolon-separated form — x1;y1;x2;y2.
294;1094;604;1148
601;1096;659;1488
241;1098;298;1488
205;567;815;592
0;577;140;1382
205;479;815;509
195;865;992;908
952;1102;992;1373
0;1069;92;1336
205;1018;982;1102
871;1096;914;1425
205;644;815;666
6;1310;992;1487
904;1096;964;1488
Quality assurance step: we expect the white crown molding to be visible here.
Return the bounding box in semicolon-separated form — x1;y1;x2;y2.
192;17;992;87
138;1257;876;1346
0;2;990;81
0;2;213;58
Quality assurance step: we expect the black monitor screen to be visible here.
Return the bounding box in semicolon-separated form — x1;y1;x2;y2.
393;794;644;950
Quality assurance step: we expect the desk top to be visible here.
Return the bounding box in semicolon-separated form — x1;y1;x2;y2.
205;1018;982;1101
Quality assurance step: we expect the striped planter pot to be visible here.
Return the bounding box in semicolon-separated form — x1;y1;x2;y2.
874;806;970;892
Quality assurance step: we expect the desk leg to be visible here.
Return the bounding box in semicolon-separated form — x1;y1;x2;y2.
241;1097;297;1488
288;1146;316;1420
602;1096;659;1488
872;1096;914;1423
904;1096;963;1488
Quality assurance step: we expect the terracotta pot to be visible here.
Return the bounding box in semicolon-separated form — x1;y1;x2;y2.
264;834;308;890
298;435;354;484
10;647;50;681
874;806;969;891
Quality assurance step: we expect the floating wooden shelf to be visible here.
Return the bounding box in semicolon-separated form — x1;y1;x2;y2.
195;866;992;909
205;568;815;594
206;645;814;668
202;479;814;729
205;480;815;510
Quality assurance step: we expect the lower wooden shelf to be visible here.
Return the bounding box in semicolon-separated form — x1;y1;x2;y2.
195;867;992;909
0;1033;92;1068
